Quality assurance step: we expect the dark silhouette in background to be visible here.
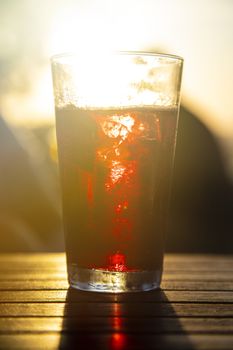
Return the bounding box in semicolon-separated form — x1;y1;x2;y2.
0;105;232;253
168;106;233;253
0;116;63;251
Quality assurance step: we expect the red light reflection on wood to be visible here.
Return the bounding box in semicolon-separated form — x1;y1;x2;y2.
110;333;126;350
110;303;126;350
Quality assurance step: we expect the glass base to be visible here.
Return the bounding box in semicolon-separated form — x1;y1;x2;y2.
68;264;162;293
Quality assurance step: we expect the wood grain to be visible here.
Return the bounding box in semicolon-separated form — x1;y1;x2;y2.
0;302;232;317
0;317;232;334
0;334;233;350
0;290;233;303
0;280;233;291
0;253;232;350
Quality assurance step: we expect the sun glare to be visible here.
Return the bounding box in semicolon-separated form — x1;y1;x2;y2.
49;7;117;56
1;67;54;126
9;1;169;124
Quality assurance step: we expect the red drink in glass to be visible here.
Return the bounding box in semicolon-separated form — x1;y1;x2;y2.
52;52;183;292
56;106;178;281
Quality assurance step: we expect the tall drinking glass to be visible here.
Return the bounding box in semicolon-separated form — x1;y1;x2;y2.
51;52;183;292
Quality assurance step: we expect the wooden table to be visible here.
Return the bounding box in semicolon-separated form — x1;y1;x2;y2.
0;253;232;349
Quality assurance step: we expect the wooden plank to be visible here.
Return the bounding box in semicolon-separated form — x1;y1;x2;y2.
0;302;232;317
4;266;233;275
0;254;232;350
162;281;233;292
0;272;232;281
0;263;66;272
0;253;232;263
164;261;233;271
0;273;67;280
0;290;233;303
165;254;233;263
0;317;232;334
0;333;233;350
0;254;232;271
0;280;232;291
161;272;233;281
0;253;65;263
0;280;69;291
49;263;231;272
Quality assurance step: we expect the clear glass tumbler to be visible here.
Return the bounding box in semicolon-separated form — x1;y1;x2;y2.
51;51;183;292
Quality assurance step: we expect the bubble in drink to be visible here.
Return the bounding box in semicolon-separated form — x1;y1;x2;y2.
56;105;178;273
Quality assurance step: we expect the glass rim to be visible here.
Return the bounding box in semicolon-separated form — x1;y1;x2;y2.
51;50;184;64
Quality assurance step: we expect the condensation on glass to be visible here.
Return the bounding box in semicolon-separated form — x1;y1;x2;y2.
51;52;183;292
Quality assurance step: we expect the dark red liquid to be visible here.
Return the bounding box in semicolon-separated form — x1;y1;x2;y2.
56;106;178;271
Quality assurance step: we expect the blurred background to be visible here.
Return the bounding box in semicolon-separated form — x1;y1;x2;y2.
0;0;232;253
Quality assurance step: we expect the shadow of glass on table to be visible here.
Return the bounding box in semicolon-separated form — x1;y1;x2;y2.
58;287;194;350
